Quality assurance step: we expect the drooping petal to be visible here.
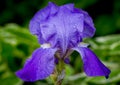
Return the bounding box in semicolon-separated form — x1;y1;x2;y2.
16;48;57;81
73;47;111;78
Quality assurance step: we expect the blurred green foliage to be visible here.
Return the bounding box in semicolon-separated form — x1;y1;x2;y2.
0;24;40;85
0;0;120;85
0;24;120;85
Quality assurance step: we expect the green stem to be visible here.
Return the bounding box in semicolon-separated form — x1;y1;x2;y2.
51;59;65;85
55;69;65;85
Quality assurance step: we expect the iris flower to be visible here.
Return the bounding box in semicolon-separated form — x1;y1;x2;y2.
16;2;111;81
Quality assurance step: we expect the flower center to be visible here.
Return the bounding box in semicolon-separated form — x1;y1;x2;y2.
41;43;51;48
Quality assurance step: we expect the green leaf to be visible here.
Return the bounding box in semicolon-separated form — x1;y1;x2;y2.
0;75;23;85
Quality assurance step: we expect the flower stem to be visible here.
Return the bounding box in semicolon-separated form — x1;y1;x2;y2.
55;80;62;85
55;69;65;85
51;59;65;85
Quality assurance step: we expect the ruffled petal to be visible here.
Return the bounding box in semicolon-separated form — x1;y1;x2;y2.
73;8;95;38
74;47;111;78
29;2;95;53
16;48;57;81
29;5;50;35
81;9;95;38
40;4;84;53
29;2;58;44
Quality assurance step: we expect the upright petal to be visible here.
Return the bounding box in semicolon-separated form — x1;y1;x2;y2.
73;8;95;38
40;4;84;53
16;48;57;81
29;2;95;54
29;2;58;44
73;47;111;78
29;5;50;35
81;9;96;38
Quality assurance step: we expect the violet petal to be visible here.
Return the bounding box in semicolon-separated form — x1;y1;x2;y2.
74;47;111;78
80;9;96;38
64;58;70;64
73;8;95;38
29;2;58;44
16;48;56;81
40;4;84;52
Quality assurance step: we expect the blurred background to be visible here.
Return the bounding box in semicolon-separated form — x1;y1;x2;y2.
0;0;120;85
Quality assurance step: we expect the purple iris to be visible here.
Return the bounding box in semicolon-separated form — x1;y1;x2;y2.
16;2;111;81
